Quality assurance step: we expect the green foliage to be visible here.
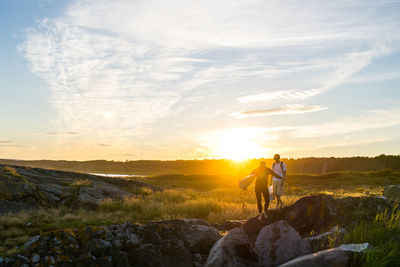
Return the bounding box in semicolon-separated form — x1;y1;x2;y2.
347;205;400;266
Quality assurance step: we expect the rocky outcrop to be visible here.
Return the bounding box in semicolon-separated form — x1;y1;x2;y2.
278;243;371;267
0;165;161;214
205;227;258;267
383;185;400;200
255;220;311;266
242;194;395;238
3;219;220;267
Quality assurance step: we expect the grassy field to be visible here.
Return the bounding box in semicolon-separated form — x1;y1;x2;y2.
0;169;399;264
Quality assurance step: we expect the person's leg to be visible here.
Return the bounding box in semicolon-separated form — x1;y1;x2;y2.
261;187;270;216
276;180;284;209
273;181;279;209
255;189;262;214
276;195;282;208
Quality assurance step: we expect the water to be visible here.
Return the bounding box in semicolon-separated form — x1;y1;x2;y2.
89;173;146;178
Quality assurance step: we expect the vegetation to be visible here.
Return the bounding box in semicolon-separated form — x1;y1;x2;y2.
70;179;93;187
348;205;400;267
0;169;399;265
1;154;400;176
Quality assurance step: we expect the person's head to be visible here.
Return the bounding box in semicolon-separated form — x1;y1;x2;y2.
274;154;280;163
259;161;266;168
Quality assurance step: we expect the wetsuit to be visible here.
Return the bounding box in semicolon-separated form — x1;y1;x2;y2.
251;166;281;213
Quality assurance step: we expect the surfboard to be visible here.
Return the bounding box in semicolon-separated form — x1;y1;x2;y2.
239;174;256;189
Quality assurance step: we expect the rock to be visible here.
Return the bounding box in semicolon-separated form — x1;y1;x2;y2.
255;220;311;267
219;220;245;231
242;215;268;239
383;185;400;200
242;195;338;238
0;164;160;214
31;254;40;263
304;226;346;252
78;193;100;209
185;224;220;254
205;228;258;267
278;243;371;267
334;196;394;228
284;195;337;235
193;253;202;262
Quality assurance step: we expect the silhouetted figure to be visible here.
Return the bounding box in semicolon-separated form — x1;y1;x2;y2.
251;161;283;220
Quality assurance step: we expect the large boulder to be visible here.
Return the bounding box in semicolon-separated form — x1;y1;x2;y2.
255;220;311;267
284;195;337;235
278;243;371;267
383;185;400;200
205;228;258;267
242;195;338;238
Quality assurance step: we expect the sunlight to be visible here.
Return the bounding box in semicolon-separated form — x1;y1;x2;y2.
212;128;267;161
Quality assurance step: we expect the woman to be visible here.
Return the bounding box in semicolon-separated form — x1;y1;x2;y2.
251;161;283;220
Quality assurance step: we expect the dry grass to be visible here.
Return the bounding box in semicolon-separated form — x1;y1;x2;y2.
0;171;393;257
70;179;93;187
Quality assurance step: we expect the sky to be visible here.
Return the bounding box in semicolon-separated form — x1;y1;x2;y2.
1;0;400;161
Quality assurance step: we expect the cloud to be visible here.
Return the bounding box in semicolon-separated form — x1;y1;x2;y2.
97;143;112;147
0;144;30;148
30;132;79;136
18;0;400;154
0;141;11;143
234;105;327;118
293;108;400;138
238;45;391;103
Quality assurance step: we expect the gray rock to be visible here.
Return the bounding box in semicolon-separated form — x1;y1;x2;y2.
32;254;40;263
278;243;371;267
185;224;220;254
383;185;400;200
24;235;40;251
205;228;258;267
255;220;311;267
79;193;100;208
305;226;346;252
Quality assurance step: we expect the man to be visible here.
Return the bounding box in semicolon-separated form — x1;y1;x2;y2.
271;154;287;209
251;161;283;220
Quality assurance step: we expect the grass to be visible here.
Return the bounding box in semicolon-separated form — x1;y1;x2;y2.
0;170;398;258
70;179;93;187
347;205;400;267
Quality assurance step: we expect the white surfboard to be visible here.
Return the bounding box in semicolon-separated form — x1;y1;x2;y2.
239;174;256;189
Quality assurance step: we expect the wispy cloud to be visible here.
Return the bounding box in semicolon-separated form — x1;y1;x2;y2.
293;108;400;138
17;0;400;159
233;105;327;118
30;132;79;136
238;46;391;103
0;144;30;148
0;141;11;143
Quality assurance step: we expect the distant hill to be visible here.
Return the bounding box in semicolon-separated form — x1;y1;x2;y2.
0;155;399;176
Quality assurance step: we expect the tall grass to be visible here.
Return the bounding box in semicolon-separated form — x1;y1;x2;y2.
347;205;400;267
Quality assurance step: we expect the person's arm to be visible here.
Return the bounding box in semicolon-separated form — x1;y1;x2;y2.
283;163;287;179
267;168;283;180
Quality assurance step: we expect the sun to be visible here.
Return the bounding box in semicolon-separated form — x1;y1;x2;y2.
213;128;267;161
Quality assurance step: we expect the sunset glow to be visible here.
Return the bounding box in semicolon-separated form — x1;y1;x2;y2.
1;1;400;160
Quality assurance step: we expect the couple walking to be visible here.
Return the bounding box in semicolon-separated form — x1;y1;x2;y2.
250;154;287;220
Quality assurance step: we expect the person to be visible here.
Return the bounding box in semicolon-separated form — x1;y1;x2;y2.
251;161;283;220
271;154;287;209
